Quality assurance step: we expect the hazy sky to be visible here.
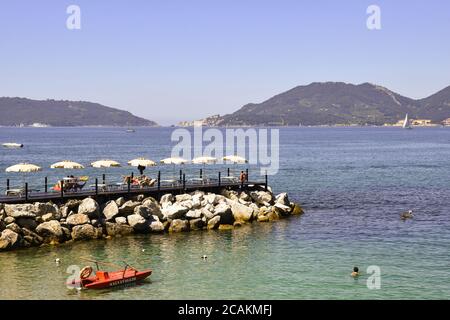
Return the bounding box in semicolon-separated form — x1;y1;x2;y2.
0;0;449;125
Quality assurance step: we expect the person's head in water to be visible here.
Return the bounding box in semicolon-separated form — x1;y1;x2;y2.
351;266;360;277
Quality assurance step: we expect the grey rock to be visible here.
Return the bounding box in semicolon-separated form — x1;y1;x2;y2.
169;219;190;232
214;203;234;225
119;201;141;216
175;194;192;202
149;220;164;233
142;199;163;220
275;192;290;206
71;224;96;241
134;205;151;219
103;201;120;221
15;218;38;230
115;197;126;207
230;202;254;223
0;229;21;250
127;214;149;233
115;216;127;224
189;218;205;231
4;216;15;225
36;220;64;242
78;198;100;218
105;222;133;236
162;203;189;220
6;222;22;234
186;209;202;219
207;215;221;230
66;213;90;226
160;194;174;204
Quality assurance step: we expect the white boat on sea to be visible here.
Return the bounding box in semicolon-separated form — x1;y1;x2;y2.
2;143;24;148
402;113;412;129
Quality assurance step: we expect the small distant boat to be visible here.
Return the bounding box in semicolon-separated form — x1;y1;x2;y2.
402;113;412;130
126;128;136;133
2;143;24;148
68;259;152;290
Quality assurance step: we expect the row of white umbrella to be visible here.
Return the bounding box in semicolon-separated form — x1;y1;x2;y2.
5;156;248;173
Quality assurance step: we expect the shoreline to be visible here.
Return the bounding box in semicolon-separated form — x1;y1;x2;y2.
0;188;304;252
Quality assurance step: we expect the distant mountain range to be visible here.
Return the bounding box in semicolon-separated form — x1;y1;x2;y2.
178;82;450;126
0;97;158;127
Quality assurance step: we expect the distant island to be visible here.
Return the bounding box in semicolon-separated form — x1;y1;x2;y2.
0;97;158;127
178;82;450;127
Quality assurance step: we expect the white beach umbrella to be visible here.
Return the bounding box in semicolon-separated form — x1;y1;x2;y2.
160;157;188;180
192;156;217;179
128;158;157;167
160;157;189;165
50;160;85;169
5;163;42;187
192;156;217;164
6;163;42;173
223;155;248;178
223;155;248;164
91;160;121;168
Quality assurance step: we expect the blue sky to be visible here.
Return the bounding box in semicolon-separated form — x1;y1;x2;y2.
0;0;449;125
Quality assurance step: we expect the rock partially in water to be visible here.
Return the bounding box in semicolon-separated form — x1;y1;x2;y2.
189;218;205;231
71;224;96;241
169;219;190;232
207;215;221;230
36;220;65;243
105;222;133;237
230;201;254;223
0;229;21;250
214;203;234;225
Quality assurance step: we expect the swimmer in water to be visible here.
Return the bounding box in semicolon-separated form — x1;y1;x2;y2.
351;266;360;277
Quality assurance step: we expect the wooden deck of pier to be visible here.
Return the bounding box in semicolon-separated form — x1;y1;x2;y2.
0;180;267;204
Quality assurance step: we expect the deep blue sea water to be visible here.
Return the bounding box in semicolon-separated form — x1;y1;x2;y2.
1;127;449;299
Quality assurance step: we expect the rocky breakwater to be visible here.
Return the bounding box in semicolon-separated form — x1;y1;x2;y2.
0;189;304;252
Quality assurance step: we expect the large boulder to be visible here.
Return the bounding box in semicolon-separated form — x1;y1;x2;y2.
162;203;189;220
6;222;22;234
78;198;100;218
71;224;97;241
230;202;254;223
115;197;126;207
250;191;273;206
214;203;234;225
4;204;35;217
142;199;163;220
204;194;219;205
201;207;215;220
207;216;221;229
115;216;127;224
189;218;205;231
169;219;190;232
275;193;290;206
175;194;192;202
186;209;202;219
274;202;292;216
119;201;141;216
134;205;151;219
4;216;15;225
160;194;174;204
36;220;65;242
0;229;21;250
149;220;164;233
15;218;38;230
127;214;150;233
66;213;90;226
105;222;133;237
103;201;120;221
34;202;59;218
191;194;203;208
291;203;304;215
64;199;82;211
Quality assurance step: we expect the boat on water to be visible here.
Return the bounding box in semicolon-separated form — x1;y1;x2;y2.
2;143;24;148
402;113;412;129
68;259;152;290
126;128;136;133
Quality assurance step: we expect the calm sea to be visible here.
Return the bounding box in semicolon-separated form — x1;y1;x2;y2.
0;127;449;299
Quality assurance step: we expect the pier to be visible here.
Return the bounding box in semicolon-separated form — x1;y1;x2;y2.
0;170;268;204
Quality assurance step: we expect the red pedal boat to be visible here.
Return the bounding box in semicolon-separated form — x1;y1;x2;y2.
68;259;152;290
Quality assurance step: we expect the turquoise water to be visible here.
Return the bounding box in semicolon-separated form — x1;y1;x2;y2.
1;127;450;299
